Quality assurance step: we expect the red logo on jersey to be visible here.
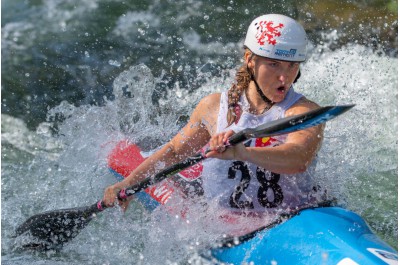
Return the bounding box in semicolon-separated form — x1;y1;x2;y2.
255;137;279;147
255;21;284;46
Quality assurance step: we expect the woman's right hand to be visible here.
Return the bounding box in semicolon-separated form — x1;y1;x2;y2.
102;184;132;211
103;184;120;207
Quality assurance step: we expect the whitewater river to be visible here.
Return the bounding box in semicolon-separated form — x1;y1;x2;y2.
2;0;397;264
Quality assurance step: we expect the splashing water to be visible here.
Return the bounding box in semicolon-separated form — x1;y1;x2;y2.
2;0;398;264
2;41;397;264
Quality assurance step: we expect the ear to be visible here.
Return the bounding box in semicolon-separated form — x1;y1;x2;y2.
293;69;301;83
247;58;254;69
244;51;254;68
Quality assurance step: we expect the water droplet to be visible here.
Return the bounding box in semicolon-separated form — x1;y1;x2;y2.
108;60;121;67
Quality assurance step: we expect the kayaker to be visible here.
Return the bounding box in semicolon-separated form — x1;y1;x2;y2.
103;14;326;233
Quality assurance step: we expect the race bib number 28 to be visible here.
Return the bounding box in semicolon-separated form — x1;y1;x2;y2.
228;161;284;209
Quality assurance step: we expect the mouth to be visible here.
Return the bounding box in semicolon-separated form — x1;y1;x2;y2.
277;86;286;93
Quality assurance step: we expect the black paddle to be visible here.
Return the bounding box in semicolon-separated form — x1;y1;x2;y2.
15;104;354;249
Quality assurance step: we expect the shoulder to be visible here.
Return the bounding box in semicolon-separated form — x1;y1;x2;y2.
195;93;221;113
191;93;221;134
199;92;221;105
285;96;320;116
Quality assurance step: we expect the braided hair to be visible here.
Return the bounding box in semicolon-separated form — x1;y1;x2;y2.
226;49;252;126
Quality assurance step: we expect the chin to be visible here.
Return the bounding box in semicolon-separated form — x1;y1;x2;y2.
272;94;286;103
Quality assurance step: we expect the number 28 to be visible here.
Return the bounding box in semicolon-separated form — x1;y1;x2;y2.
228;161;283;209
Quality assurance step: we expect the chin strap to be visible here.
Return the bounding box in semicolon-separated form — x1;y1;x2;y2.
247;54;274;105
253;75;274;105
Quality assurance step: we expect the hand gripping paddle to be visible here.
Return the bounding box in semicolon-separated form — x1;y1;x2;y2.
15;104;354;249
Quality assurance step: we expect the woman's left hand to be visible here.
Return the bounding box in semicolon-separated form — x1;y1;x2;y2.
205;130;246;160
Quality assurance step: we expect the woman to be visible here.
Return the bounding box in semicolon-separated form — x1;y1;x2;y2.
103;14;325;233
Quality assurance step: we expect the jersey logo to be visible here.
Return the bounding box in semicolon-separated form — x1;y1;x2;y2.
255;137;279;147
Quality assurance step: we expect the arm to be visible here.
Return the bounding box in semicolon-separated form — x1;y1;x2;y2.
103;93;220;206
207;98;324;174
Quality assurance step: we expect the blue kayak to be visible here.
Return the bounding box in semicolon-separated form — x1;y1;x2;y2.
108;142;398;265
208;207;397;265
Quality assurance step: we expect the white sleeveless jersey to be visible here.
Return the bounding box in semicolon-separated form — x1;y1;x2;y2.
201;87;323;215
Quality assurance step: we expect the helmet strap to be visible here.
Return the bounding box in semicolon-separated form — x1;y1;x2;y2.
247;53;274;105
253;76;274;105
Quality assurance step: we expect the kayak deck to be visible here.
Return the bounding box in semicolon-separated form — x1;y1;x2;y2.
209;207;397;265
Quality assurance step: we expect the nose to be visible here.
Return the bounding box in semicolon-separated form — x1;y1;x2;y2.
278;72;288;85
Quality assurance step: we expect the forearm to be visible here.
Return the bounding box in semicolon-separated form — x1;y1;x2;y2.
237;143;317;174
114;128;210;189
113;143;181;189
237;119;324;174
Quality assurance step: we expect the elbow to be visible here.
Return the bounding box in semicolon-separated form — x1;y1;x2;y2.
282;158;312;174
282;164;307;174
285;148;317;174
295;155;314;173
296;163;309;173
297;156;314;173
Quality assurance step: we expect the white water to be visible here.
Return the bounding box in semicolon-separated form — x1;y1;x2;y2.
2;45;398;264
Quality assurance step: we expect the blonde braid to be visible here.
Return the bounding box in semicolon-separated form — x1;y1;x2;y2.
227;50;253;126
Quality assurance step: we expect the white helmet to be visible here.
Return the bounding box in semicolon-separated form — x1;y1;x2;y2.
244;14;307;62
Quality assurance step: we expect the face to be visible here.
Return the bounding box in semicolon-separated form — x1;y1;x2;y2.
247;55;300;103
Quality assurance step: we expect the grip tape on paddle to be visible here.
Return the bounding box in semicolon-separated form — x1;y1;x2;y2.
117;189;128;200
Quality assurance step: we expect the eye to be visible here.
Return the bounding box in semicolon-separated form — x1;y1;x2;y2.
287;62;299;71
268;62;279;67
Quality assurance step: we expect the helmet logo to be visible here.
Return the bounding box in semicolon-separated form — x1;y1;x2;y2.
255;21;284;46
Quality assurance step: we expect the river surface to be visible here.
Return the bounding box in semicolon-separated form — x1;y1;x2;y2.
1;0;398;264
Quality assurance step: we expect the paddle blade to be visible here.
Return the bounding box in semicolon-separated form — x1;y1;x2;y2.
247;104;355;138
15;202;101;250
